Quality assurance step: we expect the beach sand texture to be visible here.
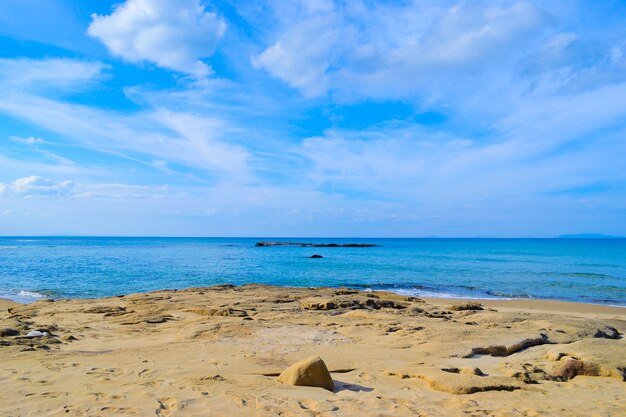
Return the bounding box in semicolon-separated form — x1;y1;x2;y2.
1;285;625;416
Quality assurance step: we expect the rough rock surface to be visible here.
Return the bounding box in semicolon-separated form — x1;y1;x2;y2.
0;285;625;416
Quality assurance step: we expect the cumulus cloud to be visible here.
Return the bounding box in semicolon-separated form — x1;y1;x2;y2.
88;0;226;77
0;183;5;194
10;176;74;197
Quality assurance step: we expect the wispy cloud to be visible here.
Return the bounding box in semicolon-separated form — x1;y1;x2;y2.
10;176;74;197
0;58;252;183
253;1;547;99
9;136;45;144
0;58;108;92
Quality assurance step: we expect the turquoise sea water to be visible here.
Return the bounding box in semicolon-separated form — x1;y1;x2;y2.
0;237;625;306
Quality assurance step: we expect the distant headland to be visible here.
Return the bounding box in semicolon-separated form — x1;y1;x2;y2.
558;234;624;239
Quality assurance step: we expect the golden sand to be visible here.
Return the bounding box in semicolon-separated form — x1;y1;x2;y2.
1;285;625;416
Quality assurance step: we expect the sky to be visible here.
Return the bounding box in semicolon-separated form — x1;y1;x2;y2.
0;0;625;237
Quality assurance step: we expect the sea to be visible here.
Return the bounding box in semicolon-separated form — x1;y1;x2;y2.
0;237;625;306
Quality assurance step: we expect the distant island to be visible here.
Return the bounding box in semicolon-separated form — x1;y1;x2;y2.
255;241;379;247
558;234;624;239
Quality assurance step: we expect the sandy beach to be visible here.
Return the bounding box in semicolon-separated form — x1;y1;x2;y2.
1;285;625;416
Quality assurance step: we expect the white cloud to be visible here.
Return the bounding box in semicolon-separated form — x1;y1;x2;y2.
0;56;252;180
0;183;5;194
10;176;74;197
252;13;351;97
0;58;107;91
72;182;170;199
9;136;45;144
0;93;252;179
254;1;546;98
88;0;226;77
153;110;250;176
301;122;626;207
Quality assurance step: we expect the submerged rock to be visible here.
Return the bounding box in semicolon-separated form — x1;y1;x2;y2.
277;356;335;391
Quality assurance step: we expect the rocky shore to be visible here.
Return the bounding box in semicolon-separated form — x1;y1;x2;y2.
1;285;625;416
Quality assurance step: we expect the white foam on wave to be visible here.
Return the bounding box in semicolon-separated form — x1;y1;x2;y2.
17;290;46;299
0;289;48;304
387;287;510;300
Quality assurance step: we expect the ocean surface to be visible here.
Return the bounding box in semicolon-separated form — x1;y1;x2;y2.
0;237;625;306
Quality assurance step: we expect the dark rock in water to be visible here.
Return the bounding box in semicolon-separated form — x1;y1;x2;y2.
256;241;379;247
309;254;324;258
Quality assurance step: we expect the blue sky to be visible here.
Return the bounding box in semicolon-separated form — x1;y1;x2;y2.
0;0;625;237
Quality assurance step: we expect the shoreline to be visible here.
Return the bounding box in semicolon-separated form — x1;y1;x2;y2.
3;285;625;313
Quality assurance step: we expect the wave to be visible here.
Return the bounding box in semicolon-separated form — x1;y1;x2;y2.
485;290;533;299
337;282;504;300
17;290;46;299
561;272;616;279
390;288;495;300
0;289;49;303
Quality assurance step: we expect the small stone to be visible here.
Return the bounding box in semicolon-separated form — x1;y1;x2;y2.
145;316;170;324
277;356;335;391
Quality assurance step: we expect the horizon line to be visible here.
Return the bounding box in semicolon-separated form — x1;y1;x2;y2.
0;234;624;239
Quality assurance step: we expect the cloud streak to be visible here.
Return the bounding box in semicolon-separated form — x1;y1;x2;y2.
10;176;74;197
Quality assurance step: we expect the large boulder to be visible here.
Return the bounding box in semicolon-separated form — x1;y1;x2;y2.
277;356;335;391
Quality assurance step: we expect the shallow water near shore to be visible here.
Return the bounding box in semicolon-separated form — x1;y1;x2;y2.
0;237;625;305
